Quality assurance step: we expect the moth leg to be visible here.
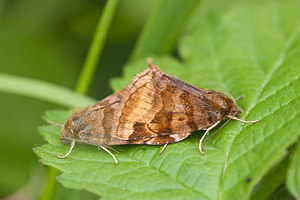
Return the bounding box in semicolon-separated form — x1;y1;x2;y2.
205;119;231;142
98;145;120;153
103;145;121;153
160;143;168;155
235;95;244;101
99;145;118;165
199;121;220;154
57;140;76;158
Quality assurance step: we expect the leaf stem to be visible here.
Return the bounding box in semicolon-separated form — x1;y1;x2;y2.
40;167;58;200
76;0;119;94
40;0;119;199
129;0;201;61
0;73;96;107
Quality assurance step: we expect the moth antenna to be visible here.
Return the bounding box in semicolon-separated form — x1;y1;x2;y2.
227;115;260;123
160;143;168;155
47;121;64;128
99;145;118;165
90;100;121;112
57;140;75;158
205;118;232;142
220;86;237;106
199;121;220;154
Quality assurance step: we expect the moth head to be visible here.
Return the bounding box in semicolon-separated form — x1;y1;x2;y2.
226;97;259;124
207;90;240;117
60;107;93;143
228;103;241;118
213;89;241;118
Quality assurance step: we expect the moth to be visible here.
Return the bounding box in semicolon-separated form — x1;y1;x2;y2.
55;58;259;164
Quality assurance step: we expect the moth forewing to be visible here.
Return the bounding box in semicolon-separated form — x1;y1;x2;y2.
57;58;259;164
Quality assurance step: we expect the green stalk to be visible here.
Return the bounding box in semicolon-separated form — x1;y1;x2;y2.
0;73;96;107
40;167;58;200
40;0;118;199
129;0;201;61
76;0;119;94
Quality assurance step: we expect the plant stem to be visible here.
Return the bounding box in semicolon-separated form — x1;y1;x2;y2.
40;167;58;200
76;0;119;94
129;0;201;61
40;0;119;199
0;73;96;107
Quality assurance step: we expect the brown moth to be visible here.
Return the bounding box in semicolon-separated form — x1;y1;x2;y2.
56;58;259;164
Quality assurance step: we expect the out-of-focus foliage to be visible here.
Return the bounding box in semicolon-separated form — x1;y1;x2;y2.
0;0;153;198
2;0;300;199
36;0;300;199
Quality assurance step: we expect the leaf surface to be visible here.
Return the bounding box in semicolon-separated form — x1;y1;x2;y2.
35;1;300;199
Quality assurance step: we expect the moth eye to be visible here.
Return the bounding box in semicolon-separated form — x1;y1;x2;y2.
72;115;82;126
72;116;80;122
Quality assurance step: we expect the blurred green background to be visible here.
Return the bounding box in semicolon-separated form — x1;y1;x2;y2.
0;0;154;198
2;0;298;199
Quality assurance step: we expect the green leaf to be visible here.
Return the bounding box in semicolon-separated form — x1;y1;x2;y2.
35;1;300;199
287;142;300;199
250;156;289;200
267;185;295;200
0;73;96;108
130;0;202;61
